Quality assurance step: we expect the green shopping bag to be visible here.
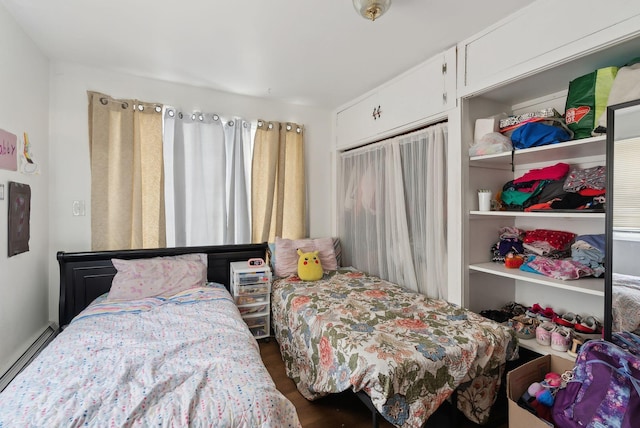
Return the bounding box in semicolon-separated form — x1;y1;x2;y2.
565;66;618;139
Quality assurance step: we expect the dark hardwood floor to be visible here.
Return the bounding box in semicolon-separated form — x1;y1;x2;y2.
258;339;509;428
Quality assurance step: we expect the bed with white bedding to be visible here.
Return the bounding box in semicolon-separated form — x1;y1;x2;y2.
0;244;300;428
612;272;640;334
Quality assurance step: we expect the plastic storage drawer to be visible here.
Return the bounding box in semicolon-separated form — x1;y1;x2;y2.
235;283;269;296
238;303;268;316
243;314;268;328
235;293;269;305
234;270;272;285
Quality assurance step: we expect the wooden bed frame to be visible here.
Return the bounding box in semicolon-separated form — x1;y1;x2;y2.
57;243;268;328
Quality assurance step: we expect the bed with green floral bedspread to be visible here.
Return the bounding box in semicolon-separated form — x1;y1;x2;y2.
271;269;518;428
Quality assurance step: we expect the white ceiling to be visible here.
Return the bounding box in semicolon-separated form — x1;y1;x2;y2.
1;0;535;109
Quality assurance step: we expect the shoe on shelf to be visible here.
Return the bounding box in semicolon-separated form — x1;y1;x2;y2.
553;312;581;329
480;309;510;323
526;304;556;322
507;315;540;340
501;301;527;317
537;307;557;322
525;303;544;318
551;326;573;352
536;321;556;346
574;316;601;334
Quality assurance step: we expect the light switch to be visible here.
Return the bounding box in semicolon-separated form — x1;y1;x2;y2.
72;200;85;216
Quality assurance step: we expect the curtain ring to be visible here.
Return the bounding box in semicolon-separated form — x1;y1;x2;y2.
198;114;204;121
155;105;162;113
257;120;263;127
286;124;292;131
213;114;219;121
296;127;302;133
191;113;196;120
100;97;108;105
178;112;183;119
138;104;144;111
243;122;248;129
268;123;273;129
168;109;175;117
121;102;129;109
228;120;235;127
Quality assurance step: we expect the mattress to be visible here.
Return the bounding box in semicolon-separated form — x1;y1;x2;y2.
271;269;518;428
0;285;300;427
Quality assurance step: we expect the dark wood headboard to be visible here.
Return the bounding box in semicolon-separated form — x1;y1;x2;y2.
57;243;268;328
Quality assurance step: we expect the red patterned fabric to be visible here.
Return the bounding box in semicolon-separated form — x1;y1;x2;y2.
523;229;576;250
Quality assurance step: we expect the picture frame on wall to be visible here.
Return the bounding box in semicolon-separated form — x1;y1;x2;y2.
8;181;31;257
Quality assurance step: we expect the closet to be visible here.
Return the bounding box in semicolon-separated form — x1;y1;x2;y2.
335;47;456;150
457;1;640;359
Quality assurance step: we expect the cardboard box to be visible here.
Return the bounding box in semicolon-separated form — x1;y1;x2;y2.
507;354;575;427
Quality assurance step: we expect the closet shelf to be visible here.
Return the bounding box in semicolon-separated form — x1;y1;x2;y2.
469;262;604;296
469;135;606;167
517;338;577;361
469;210;605;219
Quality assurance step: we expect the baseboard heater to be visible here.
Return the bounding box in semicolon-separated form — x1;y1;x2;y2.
0;323;59;392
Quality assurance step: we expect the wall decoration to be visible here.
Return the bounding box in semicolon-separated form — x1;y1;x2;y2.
20;132;40;175
0;128;17;171
8;182;31;257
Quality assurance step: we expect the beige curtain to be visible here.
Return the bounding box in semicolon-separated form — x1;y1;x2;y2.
88;91;165;250
251;120;306;243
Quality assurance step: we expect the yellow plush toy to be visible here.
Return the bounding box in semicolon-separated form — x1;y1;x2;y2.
297;249;323;281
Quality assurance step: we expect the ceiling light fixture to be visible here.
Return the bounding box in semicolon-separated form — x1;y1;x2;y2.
353;0;391;21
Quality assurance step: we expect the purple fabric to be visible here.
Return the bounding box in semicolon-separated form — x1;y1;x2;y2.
553;340;640;428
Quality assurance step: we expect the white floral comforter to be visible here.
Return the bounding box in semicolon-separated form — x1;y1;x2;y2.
0;285;300;428
272;270;518;428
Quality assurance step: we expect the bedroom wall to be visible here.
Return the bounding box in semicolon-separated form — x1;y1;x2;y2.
0;5;50;376
47;61;333;322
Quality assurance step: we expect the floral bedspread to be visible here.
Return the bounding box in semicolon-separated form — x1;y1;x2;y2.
0;285;301;428
272;270;518;427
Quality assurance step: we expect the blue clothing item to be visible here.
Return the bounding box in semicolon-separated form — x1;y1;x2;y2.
519;255;542;275
511;122;572;149
572;247;605;265
575;234;606;253
498;238;524;256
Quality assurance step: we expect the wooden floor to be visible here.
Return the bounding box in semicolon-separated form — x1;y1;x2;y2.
258;339;509;428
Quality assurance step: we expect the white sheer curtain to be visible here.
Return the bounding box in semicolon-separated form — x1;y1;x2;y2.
338;123;448;299
163;109;251;246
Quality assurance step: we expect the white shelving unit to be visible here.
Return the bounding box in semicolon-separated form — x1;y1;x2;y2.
465;136;608;362
229;261;272;339
463;106;608;357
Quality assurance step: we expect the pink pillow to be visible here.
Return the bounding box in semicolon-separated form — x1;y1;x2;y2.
106;253;208;301
275;237;337;277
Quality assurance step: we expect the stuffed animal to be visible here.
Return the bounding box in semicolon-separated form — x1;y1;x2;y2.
297;249;323;281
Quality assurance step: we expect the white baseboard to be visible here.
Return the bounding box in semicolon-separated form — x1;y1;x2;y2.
0;323;59;392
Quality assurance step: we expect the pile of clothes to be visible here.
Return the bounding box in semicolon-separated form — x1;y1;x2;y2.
499;162;605;211
491;227;605;280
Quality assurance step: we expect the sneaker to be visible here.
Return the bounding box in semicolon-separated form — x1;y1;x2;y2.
553;312;580;329
574;316;601;334
507;315;540;340
551;326;572;352
526;303;544;318
536;322;556;346
537;307;557;322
